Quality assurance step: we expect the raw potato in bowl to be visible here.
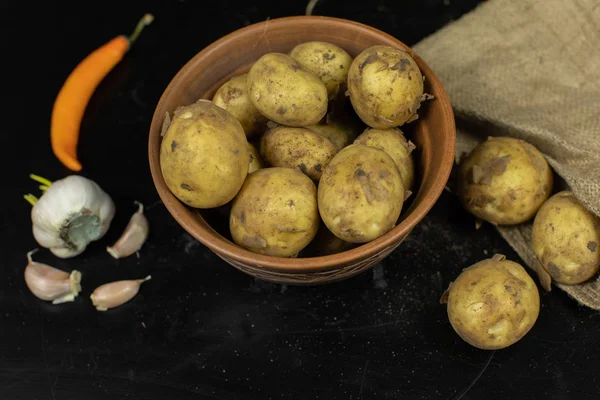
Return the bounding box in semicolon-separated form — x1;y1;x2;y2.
247;53;328;127
300;224;356;257
159;101;249;208
354;128;416;191
229;167;319;257
318;144;405;243
347;45;424;129
212;73;267;138
260;126;338;181
306;123;353;151
307;88;365;150
289;41;353;98
248;143;264;174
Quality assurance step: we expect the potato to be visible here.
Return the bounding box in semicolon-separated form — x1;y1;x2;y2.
305;122;354;151
248;143;264;174
457;137;553;225
318;144;405;243
289;41;353;97
299;224;356;257
441;254;540;350
354;128;416;190
347;45;424;129
247;53;328;127
229;167;319;257
212;73;267;138
160;101;249;208
260;126;338;181
306;90;364;150
532;191;600;285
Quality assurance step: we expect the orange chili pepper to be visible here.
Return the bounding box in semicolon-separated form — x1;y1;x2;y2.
51;14;154;171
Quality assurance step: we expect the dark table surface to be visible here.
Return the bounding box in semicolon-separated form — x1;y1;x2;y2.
2;0;599;399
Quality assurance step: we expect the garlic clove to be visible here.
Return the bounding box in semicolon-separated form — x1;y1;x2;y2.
24;249;82;304
90;275;151;311
106;201;150;259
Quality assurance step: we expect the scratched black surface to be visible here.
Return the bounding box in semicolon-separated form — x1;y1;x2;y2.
1;0;600;399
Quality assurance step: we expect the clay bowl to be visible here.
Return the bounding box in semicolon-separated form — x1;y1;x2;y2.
149;16;455;285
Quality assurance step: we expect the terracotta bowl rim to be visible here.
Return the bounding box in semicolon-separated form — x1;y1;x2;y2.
148;15;456;273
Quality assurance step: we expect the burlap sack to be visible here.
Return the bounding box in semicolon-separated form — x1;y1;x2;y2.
414;0;600;309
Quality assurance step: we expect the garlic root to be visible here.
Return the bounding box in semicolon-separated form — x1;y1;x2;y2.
107;201;150;259
24;249;82;304
90;275;151;311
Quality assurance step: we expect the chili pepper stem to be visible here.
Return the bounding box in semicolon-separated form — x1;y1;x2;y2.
128;14;154;46
29;174;53;187
24;194;39;206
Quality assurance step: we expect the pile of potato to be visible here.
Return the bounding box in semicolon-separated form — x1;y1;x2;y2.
442;136;600;350
160;42;429;258
158;40;600;352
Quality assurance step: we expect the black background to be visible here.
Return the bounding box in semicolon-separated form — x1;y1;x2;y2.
2;0;599;399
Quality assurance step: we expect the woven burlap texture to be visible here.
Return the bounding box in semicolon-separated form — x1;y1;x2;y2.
413;0;600;309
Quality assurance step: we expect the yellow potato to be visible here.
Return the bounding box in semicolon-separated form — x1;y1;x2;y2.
441;254;540;350
532;191;600;285
160;101;249;208
305;89;365;150
305;123;354;151
229;167;319;257
457;137;553;225
212;73;267;138
260;126;338;181
247;53;328;127
248;143;264;174
300;224;356;257
347;45;424;129
354;128;416;190
318;144;405;243
289;41;353;97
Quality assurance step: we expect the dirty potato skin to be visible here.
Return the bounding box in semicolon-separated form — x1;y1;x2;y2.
289;41;353;98
306;122;356;151
306;92;364;151
300;224;356;257
532;191;600;285
457;137;553;225
229;167;319;257
212;74;267;138
160;101;249;208
248;143;264;174
354;128;416;190
441;254;540;350
347;45;424;129
247;53;328;127
318;144;405;243
260;126;338;181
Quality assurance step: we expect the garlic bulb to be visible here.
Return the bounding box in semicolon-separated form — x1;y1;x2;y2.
90;276;151;311
29;175;115;258
107;201;149;259
24;250;82;304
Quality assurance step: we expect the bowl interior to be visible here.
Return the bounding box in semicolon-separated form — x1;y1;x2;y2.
149;16;455;272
